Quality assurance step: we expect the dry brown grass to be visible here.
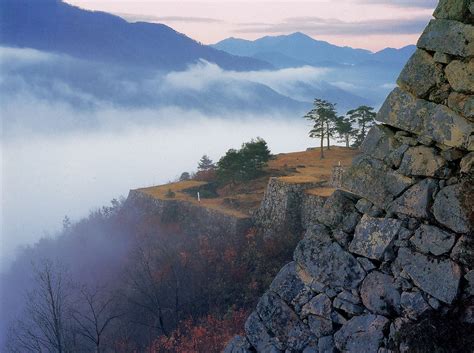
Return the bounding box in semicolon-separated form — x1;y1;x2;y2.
135;146;359;218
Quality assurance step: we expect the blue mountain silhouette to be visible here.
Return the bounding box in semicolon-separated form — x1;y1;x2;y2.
0;0;272;71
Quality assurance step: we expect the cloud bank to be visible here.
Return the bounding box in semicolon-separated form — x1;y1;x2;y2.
236;15;431;36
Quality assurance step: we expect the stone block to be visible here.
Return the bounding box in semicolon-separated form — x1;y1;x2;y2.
418;19;474;57
397;49;444;98
388;179;438;219
294;226;366;291
397;248;461;304
433;182;473;234
334;315;389;353
377;88;474;150
445;60;474;94
410;224;456;256
349;215;402;260
399;146;450;178
361;271;401;316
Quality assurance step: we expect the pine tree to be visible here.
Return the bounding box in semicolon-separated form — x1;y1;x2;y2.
347;106;377;147
335;115;356;147
197;155;215;171
304;99;337;159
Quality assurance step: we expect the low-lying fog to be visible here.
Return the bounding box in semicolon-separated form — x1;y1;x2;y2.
0;45;390;271
1;114;316;271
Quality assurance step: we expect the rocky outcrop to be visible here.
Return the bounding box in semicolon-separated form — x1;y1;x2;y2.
225;2;474;352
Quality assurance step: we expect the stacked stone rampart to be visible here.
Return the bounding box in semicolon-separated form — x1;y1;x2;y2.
225;1;473;352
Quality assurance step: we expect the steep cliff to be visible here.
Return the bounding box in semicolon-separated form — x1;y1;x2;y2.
225;1;474;352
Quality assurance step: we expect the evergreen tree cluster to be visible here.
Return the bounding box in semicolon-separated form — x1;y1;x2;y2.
304;99;377;158
216;138;272;184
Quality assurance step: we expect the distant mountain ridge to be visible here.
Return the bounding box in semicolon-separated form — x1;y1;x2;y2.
0;0;271;71
212;32;416;69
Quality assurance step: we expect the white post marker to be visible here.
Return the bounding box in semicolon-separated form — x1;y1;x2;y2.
197;192;201;202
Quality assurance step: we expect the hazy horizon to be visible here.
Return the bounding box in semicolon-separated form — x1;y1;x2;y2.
65;0;436;51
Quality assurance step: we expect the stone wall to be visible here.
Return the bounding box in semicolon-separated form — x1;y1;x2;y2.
253;178;327;238
125;190;253;239
225;1;474;352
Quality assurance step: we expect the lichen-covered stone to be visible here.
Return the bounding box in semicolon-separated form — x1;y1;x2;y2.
451;235;474;267
224;336;253;353
445;60;474;94
465;271;474;296
440;148;464;161
397;49;443;98
244;312;279;352
400;291;431;320
333;297;364;316
460;152;474;173
397;248;461;304
417;19;474;57
342;155;414;208
432;183;473;234
434;0;471;21
318;336;336;353
316;190;360;233
448;92;474;120
308;315;333;338
377;88;474;150
294;226;366;291
399;146;450;178
361;125;400;160
388;179;438;219
269;262;306;305
433;51;451;64
257;291;312;351
385;144;409;169
334;315;390;353
349;215;402;260
410;224;456;256
301;293;332;319
361;271;401;316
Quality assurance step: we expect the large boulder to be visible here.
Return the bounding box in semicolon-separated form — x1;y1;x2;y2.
397;49;444;99
256;291;312;351
445;60;474;94
349;215;402;260
316;190;360;233
244;312;280;353
361;125;400;161
269;262;307;305
451;235;474;267
334;315;390;353
432;183;473;234
377;88;474;150
294;226;366;291
434;0;472;21
397;248;462;304
224;336;253;353
400;291;431;320
360;271;401;316
410;224;456;256
448;92;474;120
398;146;449;178
417;19;474;57
388;179;438;219
342;155;414;208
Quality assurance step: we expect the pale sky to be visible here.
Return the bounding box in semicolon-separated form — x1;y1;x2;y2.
65;0;436;51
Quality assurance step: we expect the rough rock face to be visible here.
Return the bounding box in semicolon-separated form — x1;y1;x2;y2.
226;2;473;352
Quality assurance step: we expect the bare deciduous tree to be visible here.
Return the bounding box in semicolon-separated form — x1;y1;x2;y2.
71;285;122;353
7;260;72;353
